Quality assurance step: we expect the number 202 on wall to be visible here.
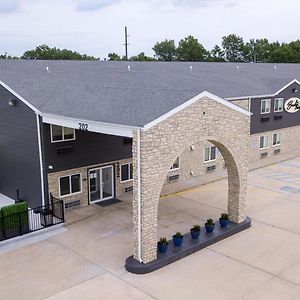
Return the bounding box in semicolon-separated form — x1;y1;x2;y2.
79;123;89;130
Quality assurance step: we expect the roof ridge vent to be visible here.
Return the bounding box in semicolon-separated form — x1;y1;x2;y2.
190;65;193;71
236;65;240;70
128;65;131;71
46;66;49;72
274;65;277;69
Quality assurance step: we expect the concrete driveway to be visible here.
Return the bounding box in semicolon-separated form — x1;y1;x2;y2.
1;157;300;299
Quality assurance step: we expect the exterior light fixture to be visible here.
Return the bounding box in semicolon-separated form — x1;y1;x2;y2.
293;88;298;93
48;165;53;170
190;145;195;151
190;171;194;176
8;99;17;106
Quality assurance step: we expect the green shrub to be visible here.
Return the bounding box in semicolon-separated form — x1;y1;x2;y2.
191;225;201;231
158;237;168;245
220;213;229;220
0;202;29;231
206;219;215;225
174;232;183;238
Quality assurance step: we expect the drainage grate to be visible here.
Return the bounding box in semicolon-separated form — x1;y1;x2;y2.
96;198;122;207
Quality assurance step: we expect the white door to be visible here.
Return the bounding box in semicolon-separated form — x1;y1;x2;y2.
89;165;114;204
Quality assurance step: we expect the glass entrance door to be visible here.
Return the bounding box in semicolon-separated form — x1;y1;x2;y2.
89;165;114;204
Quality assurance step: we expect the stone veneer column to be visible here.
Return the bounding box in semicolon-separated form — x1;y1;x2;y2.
132;96;250;264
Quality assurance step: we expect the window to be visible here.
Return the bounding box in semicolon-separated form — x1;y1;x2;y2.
121;163;133;182
259;136;268;149
273;133;281;146
170;157;180;171
274;98;283;112
59;174;81;197
204;146;216;162
51;125;75;142
261;99;271;114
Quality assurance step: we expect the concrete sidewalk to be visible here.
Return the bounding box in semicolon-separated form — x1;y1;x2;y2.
1;157;300;299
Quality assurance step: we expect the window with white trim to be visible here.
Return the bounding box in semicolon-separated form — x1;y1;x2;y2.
170;157;180;171
51;125;75;142
59;174;81;197
261;99;271;114
121;163;133;182
259;136;268;149
274;98;283;112
273;133;281;146
204;146;216;162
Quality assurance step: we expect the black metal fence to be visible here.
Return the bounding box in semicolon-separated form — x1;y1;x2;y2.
0;196;64;242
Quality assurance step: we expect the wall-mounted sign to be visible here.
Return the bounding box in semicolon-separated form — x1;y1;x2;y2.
284;97;300;113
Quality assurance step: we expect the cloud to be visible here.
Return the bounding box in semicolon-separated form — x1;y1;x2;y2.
0;0;20;12
72;0;120;11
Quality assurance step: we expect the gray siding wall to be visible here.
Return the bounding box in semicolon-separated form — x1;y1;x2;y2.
43;124;132;173
0;86;42;207
251;82;300;134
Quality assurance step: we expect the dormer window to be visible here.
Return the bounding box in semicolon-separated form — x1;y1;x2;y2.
51;125;75;143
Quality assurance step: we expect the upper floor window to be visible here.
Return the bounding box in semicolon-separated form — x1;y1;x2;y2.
170;157;180;171
121;163;133;182
273;133;281;146
261;99;271;114
259;136;268;149
274;98;284;112
51;125;75;143
204;146;216;162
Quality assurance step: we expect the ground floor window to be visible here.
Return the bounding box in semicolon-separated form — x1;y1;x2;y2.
170;157;180;171
259;136;269;149
273;133;281;146
204;146;216;162
59;174;82;197
121;163;133;182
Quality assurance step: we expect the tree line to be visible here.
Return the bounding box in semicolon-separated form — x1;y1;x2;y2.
109;34;300;63
1;34;300;63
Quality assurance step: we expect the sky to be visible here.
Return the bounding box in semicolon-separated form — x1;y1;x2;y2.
0;0;299;59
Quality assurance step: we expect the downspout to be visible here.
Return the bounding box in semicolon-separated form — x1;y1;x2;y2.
36;113;45;206
137;129;142;263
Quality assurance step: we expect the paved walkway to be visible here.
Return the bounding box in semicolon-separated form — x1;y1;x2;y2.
1;157;300;299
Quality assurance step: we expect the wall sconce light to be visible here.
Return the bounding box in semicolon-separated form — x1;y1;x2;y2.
8;99;17;106
190;170;194;176
190;145;195;151
293;88;298;93
48;165;53;170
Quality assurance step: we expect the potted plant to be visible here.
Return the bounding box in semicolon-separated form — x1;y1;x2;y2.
157;237;168;253
219;213;229;228
173;232;183;246
205;219;215;233
190;224;201;239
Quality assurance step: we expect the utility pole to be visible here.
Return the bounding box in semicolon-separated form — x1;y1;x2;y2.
124;26;129;60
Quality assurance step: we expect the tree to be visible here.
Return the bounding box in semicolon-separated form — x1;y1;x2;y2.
152;39;177;61
21;44;96;60
176;35;209;61
130;52;156;61
210;45;225;62
108;52;121;61
222;34;245;62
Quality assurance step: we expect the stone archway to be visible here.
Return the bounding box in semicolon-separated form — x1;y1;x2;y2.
132;95;250;264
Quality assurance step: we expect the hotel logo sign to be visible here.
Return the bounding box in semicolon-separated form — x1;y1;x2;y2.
284;97;300;113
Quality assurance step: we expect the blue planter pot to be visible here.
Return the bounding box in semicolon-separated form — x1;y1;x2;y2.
190;229;200;239
219;218;229;228
173;235;183;246
157;243;168;253
205;224;215;233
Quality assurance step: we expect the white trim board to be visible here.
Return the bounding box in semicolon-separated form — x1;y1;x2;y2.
43;114;140;138
226;79;300;101
0;80;41;114
143;90;251;131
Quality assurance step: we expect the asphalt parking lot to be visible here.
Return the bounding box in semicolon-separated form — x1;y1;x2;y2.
1;157;300;300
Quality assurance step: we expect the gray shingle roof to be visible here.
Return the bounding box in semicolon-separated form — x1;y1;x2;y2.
0;60;300;127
